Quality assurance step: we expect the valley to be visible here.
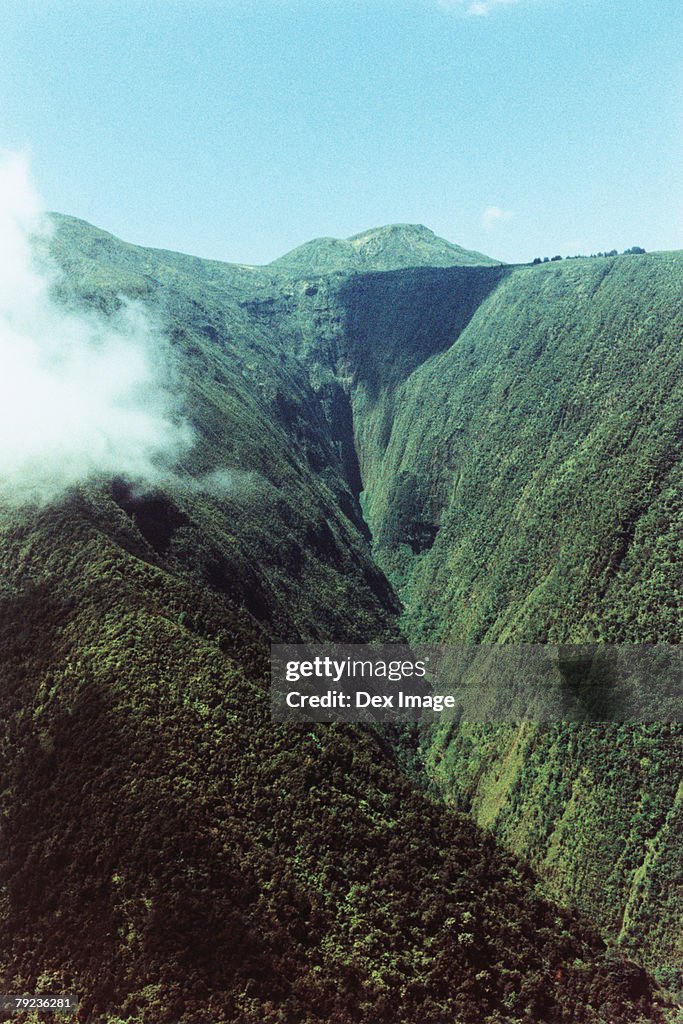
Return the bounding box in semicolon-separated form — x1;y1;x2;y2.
0;215;680;1022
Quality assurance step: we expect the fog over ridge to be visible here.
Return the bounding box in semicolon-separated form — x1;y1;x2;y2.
0;151;193;507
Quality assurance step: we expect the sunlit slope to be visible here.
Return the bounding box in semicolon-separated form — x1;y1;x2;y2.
270;222;500;276
359;254;683;646
297;252;682;985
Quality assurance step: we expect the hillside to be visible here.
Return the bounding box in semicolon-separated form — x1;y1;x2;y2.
269;223;500;276
247;248;682;988
0;215;679;1022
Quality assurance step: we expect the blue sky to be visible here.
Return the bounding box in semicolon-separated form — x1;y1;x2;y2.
1;0;681;264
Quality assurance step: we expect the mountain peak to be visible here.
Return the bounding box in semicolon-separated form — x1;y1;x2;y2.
348;223;435;243
269;223;500;276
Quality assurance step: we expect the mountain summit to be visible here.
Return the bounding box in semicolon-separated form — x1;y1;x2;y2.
269;222;500;275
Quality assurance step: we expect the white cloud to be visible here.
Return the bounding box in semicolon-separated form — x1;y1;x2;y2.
0;151;193;507
439;0;520;15
482;205;515;230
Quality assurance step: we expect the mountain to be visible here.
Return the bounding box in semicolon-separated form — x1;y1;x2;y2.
236;246;683;990
240;247;683;991
269;222;500;275
0;214;679;1022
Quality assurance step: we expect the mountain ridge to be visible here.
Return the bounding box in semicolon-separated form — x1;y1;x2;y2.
50;213;501;277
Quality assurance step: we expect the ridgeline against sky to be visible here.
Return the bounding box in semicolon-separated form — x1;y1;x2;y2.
1;0;681;265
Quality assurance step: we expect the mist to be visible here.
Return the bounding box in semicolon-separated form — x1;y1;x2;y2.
0;151;192;507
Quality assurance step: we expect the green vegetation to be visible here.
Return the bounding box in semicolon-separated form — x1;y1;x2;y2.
261;249;682;988
0;216;680;1021
269;223;500;276
532;246;646;262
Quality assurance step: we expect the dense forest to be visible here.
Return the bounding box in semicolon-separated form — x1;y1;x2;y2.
0;217;679;1022
239;236;682;988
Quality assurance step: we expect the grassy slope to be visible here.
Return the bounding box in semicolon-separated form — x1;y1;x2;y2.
365;255;683;646
272;252;682;986
270;223;500;276
0;219;670;1022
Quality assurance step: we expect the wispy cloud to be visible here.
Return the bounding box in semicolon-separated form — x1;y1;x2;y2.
0;151;193;507
482;205;515;230
439;0;521;15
